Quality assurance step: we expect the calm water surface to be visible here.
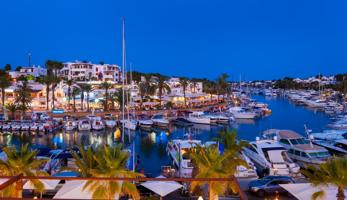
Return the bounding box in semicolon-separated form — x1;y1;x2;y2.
0;95;331;176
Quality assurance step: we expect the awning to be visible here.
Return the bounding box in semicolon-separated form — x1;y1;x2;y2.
141;175;182;197
280;183;347;200
23;179;60;190
53;180;120;199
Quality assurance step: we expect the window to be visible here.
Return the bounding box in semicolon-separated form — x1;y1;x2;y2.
247;145;258;153
294;150;301;156
280;139;290;145
288;149;294;154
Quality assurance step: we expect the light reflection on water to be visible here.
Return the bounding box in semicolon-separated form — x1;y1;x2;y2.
0;95;332;175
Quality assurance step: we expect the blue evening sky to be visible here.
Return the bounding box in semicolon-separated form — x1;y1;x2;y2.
0;0;346;80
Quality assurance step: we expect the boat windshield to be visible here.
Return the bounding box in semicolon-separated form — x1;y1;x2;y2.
290;138;309;145
307;151;330;158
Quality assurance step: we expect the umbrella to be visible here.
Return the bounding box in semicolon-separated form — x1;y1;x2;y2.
280;183;347;200
23;179;60;190
53;180;120;199
141;175;182;197
53;180;91;199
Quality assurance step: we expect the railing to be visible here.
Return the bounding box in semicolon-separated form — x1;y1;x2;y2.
0;175;248;200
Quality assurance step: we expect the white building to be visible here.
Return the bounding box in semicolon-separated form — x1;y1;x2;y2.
9;66;47;78
59;61;122;82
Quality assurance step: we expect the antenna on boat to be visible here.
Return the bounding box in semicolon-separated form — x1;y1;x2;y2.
121;17;126;142
304;124;314;147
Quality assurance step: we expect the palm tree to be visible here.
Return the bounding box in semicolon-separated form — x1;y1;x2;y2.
45;60;63;109
101;81;111;111
71;87;80;112
0;72;12;111
301;157;347;200
51;76;61;109
203;81;217;103
155;76;171;106
5;103;17;120
190;145;247;200
138;75;156;108
15;81;33;118
217;73;229;101
64;79;75;110
179;78;188;108
40;74;54;110
0;144;48;198
82;84;93;112
71;145;143;200
78;83;87;111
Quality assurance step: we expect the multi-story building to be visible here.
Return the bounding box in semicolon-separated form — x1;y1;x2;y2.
59;61;122;82
9;65;47;79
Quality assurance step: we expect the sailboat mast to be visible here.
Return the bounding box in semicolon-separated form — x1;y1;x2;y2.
121;17;126;142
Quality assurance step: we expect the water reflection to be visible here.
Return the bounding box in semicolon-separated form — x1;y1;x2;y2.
0;95;333;176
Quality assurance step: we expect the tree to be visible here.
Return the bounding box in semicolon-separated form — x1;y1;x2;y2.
45;60;63;77
0;144;48;198
301;157;347;200
203;80;217;102
4;64;11;71
101;81;112;111
79;84;90;111
155;76;171;106
5;103;17;120
190;145;247;200
179;78;189;108
217;73;229;101
82;84;93;112
0;72;12;111
15;81;33;118
40;74;54;110
15;66;22;71
138;75;156;108
71;145;143;200
50;76;61;109
72;87;80;112
64;79;75;111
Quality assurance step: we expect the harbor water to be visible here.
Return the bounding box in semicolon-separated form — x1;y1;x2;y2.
0;95;332;176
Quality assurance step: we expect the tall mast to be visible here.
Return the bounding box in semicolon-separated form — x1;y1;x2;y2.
121;17;126;142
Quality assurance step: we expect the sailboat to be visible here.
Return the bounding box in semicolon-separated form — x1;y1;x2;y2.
120;18;137;132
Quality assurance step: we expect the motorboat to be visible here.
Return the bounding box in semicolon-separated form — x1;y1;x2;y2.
91;117;105;131
21;123;30;132
151;114;170;127
204;141;258;178
243;138;300;177
137;115;153;131
204;113;230;124
104;116;117;129
263;129;331;167
64;120;77;131
166;139;202;177
78;118;91;131
229;107;257;119
172;117;193;127
120;119;137;131
235;152;258;178
186;111;211;124
313;139;347;156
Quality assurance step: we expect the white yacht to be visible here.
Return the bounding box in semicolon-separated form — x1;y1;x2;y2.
204;113;230;124
104;116;117;129
120;119;137;131
243;138;300;177
186;111;211;124
64;121;77;131
91;117;105;131
166;139;202;177
229;107;257;119
138;119;153;131
263;129;331;167
78;118;91;131
151;114;170;127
